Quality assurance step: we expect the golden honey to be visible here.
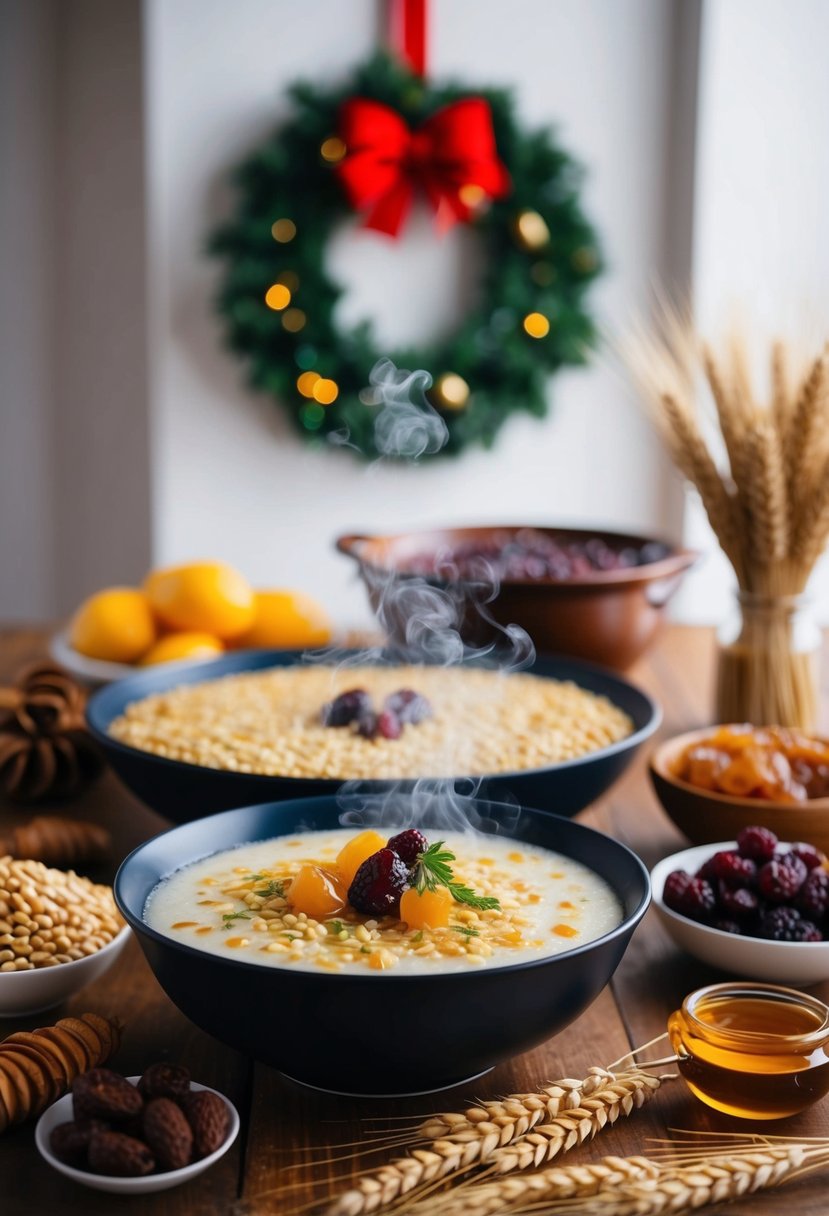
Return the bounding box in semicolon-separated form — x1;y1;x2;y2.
669;982;829;1119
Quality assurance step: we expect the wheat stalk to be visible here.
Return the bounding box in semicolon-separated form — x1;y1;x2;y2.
623;320;829;728
541;1146;813;1215
409;1155;660;1216
784;346;829;498
702;343;747;493
793;452;829;566
657;392;743;576
743;421;789;561
417;1143;825;1216
487;1071;665;1174
325;1069;669;1216
771;339;793;438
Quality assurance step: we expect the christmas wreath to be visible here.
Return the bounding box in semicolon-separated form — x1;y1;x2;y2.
210;52;601;459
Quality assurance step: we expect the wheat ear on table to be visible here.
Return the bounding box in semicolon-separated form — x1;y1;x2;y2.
487;1070;665;1174
552;1146;811;1216
325;1068;650;1216
408;1155;660;1216
416;1144;817;1216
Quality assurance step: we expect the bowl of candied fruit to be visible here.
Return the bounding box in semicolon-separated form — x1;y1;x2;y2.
649;724;829;854
651;826;829;985
337;525;697;670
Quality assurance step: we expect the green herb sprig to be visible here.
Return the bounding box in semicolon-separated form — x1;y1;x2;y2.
452;925;480;937
222;911;252;929
414;842;501;911
255;879;285;900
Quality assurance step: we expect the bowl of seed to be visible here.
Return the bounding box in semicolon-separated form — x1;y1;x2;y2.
0;856;130;1017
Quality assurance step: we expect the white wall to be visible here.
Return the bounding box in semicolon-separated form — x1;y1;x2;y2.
676;0;829;623
144;0;684;627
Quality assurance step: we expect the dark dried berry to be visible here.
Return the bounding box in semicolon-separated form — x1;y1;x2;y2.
356;710;378;739
387;829;429;867
348;848;409;916
736;825;778;861
711;851;757;887
72;1069;143;1123
758;854;808;902
138;1062;191;1102
143;1097;193;1171
759;906;803;941
792;918;823;942
87;1130;155;1177
798;868;829;919
663;870;692;910
50;1119;107;1167
321;689;371;727
695;856;719;882
791;842;827;871
384;689;433;725
376;709;402;740
717;884;760;917
714;919;743;935
183;1090;231;1159
663;870;716;921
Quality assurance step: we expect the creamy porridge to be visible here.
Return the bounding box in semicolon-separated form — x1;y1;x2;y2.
145;828;623;975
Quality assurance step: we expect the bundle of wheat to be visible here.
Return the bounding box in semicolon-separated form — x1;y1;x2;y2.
626;323;829;729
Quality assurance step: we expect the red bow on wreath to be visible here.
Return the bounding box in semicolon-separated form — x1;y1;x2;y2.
335;97;511;238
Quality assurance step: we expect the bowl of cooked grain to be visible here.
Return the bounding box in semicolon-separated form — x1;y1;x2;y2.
87;651;659;823
115;796;651;1093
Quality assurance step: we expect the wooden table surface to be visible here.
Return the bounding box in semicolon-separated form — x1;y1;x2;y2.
1;624;828;1215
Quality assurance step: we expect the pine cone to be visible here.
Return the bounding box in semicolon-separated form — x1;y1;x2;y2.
0;663;103;802
0;815;111;866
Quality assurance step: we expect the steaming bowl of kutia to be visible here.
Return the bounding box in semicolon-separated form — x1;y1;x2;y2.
337;525;698;670
115;796;650;1094
649;728;829;855
87;649;659;823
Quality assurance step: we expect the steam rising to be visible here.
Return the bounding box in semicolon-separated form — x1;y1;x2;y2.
369;359;449;459
320;358;535;834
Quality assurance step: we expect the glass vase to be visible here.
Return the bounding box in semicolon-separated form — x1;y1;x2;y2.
715;591;820;729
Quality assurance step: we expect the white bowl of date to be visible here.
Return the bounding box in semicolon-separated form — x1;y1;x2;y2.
651;843;829;986
115;796;651;1095
35;1078;239;1194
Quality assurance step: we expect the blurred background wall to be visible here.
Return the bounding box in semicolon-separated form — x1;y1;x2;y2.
2;0;827;627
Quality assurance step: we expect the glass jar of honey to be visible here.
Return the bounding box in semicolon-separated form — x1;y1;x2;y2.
668;981;829;1119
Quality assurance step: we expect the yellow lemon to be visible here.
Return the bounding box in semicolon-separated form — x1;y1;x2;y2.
144;561;255;639
235;589;332;649
69;587;157;663
140;632;224;665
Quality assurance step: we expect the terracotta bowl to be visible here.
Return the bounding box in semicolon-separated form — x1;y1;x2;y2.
649;728;829;854
336;525;697;670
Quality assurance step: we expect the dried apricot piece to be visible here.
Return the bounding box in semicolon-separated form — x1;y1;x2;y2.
399;886;453;929
287;865;346;918
335;831;385;886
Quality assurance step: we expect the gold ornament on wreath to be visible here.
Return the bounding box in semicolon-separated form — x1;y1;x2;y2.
0;663;103;802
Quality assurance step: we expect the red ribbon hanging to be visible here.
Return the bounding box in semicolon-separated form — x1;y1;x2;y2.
335;97;511;238
388;0;428;77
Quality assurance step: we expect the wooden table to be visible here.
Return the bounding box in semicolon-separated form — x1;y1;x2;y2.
1;625;828;1215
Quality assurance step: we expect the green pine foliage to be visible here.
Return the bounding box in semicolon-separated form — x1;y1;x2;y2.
209;53;601;459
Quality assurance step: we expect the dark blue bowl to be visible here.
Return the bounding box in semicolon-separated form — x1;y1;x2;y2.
87;651;659;823
115;796;650;1094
